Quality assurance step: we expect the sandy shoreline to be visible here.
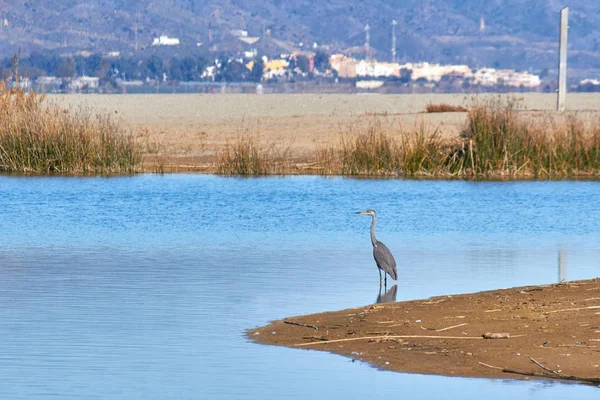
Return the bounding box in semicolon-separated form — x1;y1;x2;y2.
248;279;600;384
48;93;600;173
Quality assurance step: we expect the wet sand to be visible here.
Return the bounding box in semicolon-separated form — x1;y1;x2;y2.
249;279;600;384
48;93;600;173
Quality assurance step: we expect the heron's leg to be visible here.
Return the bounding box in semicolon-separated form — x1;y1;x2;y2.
384;273;387;288
378;269;382;286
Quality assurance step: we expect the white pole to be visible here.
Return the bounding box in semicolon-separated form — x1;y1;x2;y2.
391;20;397;63
557;7;568;112
365;24;371;61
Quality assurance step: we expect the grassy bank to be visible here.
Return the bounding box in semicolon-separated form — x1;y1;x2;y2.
312;99;600;178
0;82;142;174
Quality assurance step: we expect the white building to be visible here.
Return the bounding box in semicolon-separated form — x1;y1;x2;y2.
201;66;217;80
231;29;248;37
474;68;540;87
404;62;473;82
152;35;180;46
581;78;600;86
70;76;99;91
355;60;398;78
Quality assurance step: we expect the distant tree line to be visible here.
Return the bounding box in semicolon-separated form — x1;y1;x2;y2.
0;51;269;83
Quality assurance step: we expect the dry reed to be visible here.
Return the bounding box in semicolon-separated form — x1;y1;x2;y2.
217;131;293;175
317;98;600;178
317;120;455;177
465;98;600;177
425;103;468;113
0;81;142;174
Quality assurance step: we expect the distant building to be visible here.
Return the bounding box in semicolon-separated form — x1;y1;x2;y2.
355;60;399;78
201;66;217;80
332;55;541;88
231;29;248;37
152;35;180;46
36;76;61;85
239;36;260;45
356;80;384;89
474;68;540;87
581;78;600;86
117;79;144;87
404;62;472;81
263;59;290;79
70;76;99;91
244;48;258;59
75;50;93;58
330;54;357;78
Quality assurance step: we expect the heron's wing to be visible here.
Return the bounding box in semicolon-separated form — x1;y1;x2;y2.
373;241;397;280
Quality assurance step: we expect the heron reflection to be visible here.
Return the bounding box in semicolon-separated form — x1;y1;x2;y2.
376;284;398;304
558;249;566;283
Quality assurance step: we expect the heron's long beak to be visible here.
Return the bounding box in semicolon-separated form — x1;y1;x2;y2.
356;211;367;215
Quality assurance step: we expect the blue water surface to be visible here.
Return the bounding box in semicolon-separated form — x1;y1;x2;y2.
0;175;598;399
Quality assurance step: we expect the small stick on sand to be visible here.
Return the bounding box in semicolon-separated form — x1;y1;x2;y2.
543;305;600;314
283;319;319;331
295;334;485;347
478;361;503;370
530;357;559;375
479;360;600;384
436;323;467;332
420;299;447;305
422;323;468;332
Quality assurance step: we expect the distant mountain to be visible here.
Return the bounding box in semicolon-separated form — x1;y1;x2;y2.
1;1;598;73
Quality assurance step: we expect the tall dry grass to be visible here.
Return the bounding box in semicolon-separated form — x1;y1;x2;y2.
0;81;142;174
217;132;293;175
317;98;600;178
425;103;468;113
317;120;457;177
465;98;600;177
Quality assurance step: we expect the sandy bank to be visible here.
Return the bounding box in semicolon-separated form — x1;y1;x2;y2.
249;279;600;384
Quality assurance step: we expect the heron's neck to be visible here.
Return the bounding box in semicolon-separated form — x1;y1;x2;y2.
370;214;377;247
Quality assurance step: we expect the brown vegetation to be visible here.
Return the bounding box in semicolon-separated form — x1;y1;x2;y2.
44;93;600;178
465;99;600;177
217;131;293;175
314;98;600;178
425;103;468;113
316;120;450;177
0;81;142;174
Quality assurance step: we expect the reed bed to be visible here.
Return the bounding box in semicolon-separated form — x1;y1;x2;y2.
217;132;293;175
425;103;468;113
317;120;457;177
317;98;600;178
465;98;600;177
0;81;142;174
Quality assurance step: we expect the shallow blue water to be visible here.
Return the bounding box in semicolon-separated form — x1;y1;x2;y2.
0;175;599;399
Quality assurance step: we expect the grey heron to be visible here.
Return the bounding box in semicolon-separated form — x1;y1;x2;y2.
356;209;398;286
